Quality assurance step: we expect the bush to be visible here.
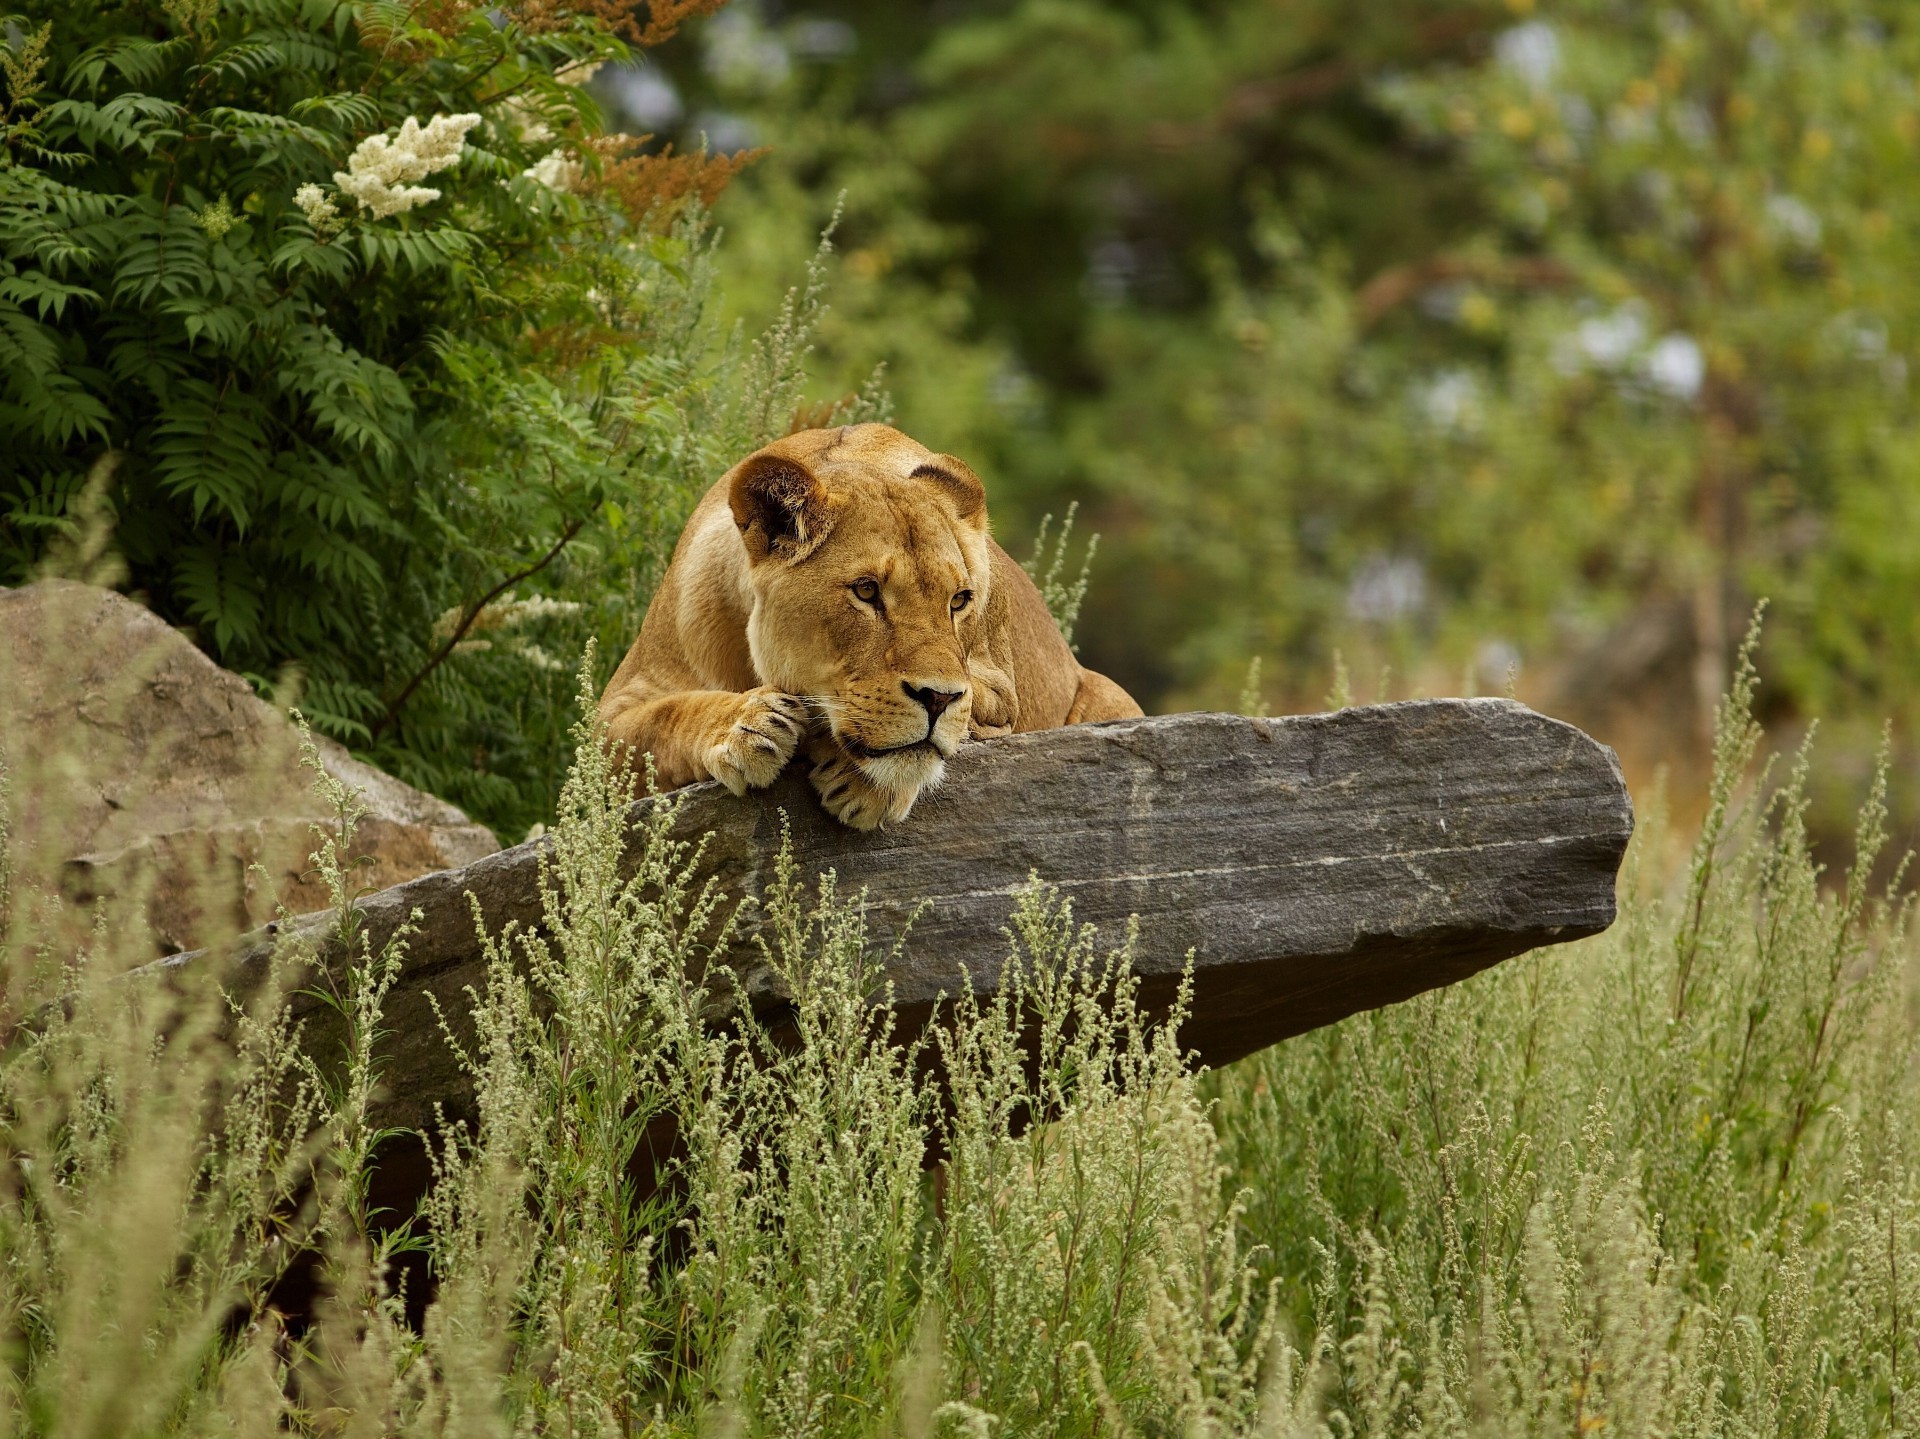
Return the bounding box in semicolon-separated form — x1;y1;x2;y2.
0;0;849;838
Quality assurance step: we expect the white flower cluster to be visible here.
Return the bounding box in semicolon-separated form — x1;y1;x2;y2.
293;183;340;232
522;149;583;194
333;113;482;220
430;590;584;643
497;593;583;623
501;96;554;146
196;196;236;241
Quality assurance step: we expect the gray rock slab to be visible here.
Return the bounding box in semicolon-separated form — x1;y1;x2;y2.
159;700;1632;1134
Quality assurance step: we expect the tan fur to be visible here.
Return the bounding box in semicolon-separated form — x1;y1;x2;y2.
599;423;1143;829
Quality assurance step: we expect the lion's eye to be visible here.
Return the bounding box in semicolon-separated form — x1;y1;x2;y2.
951;589;973;612
852;578;881;605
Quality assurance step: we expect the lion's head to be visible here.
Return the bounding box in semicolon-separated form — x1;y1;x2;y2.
727;424;994;809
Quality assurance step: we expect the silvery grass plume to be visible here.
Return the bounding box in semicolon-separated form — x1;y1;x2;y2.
0;705;421;1433
2;627;1914;1436
338;651;1304;1435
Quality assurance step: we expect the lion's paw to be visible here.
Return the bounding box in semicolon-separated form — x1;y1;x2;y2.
704;688;809;796
807;743;917;831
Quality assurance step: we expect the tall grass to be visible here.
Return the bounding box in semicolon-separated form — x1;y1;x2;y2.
1216;631;1920;1436
0;641;1914;1435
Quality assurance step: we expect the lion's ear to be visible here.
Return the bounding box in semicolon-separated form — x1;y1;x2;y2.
911;456;987;529
730;452;833;562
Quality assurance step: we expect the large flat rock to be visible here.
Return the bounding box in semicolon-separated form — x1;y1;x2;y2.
163;700;1632;1133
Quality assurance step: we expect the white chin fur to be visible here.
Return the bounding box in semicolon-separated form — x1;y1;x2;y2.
858;749;946;797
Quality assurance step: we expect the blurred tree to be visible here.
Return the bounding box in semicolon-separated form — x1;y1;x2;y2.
636;0;1920;825
15;0;1915;833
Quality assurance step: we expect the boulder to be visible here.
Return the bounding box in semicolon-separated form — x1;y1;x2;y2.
161;700;1632;1132
0;580;497;956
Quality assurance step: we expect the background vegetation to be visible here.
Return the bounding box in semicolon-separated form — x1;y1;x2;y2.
12;0;1920;845
0;0;877;838
6;0;1920;1431
627;0;1920;838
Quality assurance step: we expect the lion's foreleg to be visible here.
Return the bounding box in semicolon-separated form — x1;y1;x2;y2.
803;734;922;831
965;657;1018;738
600;687;809;794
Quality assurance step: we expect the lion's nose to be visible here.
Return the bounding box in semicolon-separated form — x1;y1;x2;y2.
903;681;964;718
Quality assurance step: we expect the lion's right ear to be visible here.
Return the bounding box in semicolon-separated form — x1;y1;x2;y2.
911;456;987;531
729;453;833;562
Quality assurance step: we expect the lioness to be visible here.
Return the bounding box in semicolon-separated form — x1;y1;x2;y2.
599;423;1142;829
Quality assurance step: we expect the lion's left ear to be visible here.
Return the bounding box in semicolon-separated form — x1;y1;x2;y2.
911;456;988;530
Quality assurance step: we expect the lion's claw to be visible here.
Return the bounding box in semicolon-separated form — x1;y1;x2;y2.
704;689;809;795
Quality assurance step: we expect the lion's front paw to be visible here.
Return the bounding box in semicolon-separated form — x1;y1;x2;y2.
807;742;917;831
703;688;809;796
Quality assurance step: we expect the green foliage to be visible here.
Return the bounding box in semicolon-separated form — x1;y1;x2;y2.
411;662;1252;1434
1020;501;1096;651
0;0;806;838
0;712;420;1431
0;658;1288;1435
653;0;1920;787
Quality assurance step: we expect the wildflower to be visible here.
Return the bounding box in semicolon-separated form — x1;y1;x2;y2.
293;182;341;233
161;0;216;34
333;112;482;219
196;196;236;240
430;591;583;642
523;149;583;193
499;95;554;145
515;641;567;672
499;594;583;623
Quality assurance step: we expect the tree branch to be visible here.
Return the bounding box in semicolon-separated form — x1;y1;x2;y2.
370;516;588;743
1146;8;1490;152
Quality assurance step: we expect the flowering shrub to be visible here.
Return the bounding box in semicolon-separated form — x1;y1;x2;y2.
0;0;784;835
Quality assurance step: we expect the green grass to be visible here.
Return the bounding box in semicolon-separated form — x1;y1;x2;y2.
0;643;1914;1436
